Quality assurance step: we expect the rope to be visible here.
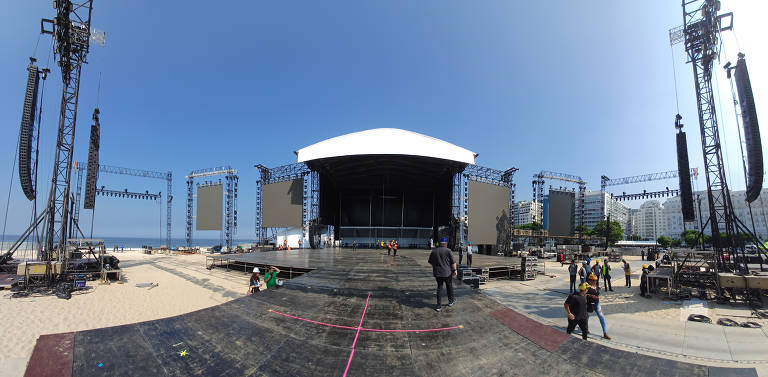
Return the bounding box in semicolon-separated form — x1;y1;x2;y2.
712;67;736;190
1;129;20;252
670;45;681;114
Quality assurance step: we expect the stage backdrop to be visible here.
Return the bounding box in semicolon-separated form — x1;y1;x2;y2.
468;180;510;245
196;184;223;231
263;179;303;228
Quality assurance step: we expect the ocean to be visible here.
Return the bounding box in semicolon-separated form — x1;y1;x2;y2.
0;235;255;251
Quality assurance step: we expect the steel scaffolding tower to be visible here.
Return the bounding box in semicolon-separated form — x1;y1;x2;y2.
455;165;517;250
38;0;94;259
679;0;736;269
186;166;238;251
532;170;586;233
254;164;270;244
253;162;312;246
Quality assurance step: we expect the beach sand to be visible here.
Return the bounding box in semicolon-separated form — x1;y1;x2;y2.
0;252;249;377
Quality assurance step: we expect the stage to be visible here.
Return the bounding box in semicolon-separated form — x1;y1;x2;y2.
26;249;757;376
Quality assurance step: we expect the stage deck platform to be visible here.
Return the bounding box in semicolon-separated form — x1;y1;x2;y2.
27;248;757;376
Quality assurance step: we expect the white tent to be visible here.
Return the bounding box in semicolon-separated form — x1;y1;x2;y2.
295;128;477;164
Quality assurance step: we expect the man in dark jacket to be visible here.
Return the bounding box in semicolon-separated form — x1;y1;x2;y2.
565;282;589;340
428;237;457;312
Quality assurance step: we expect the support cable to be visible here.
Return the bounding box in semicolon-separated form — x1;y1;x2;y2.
670;44;681;114
1;129;20;252
31;39;55;252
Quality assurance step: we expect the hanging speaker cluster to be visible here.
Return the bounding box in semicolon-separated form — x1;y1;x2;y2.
734;54;763;203
83;108;100;209
677;132;695;221
18;58;40;201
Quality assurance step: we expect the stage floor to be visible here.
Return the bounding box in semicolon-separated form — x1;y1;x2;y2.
27;248;757;376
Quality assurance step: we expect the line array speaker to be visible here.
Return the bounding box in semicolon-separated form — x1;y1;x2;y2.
677;131;695;221
84;109;100;209
18;60;40;201
734;54;763;203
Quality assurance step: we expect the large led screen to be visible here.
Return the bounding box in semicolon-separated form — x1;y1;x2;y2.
196;184;223;231
547;189;574;236
468;181;510;245
263;179;303;228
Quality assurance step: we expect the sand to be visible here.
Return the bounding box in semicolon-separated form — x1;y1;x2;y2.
0;252;250;377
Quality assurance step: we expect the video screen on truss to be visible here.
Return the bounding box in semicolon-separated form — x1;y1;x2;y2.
196;184;223;231
468;181;510;245
547;189;574;237
263;179;303;228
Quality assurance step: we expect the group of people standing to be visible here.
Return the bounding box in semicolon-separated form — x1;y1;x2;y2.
569;259;613;293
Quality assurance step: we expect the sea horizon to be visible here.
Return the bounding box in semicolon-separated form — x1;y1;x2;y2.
0;235;256;250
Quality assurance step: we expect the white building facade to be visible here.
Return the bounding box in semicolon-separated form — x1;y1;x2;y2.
662;188;768;240
631;200;665;240
514;200;542;226
576;191;631;234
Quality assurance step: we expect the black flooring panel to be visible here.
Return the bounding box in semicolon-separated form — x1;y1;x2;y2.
62;249;755;376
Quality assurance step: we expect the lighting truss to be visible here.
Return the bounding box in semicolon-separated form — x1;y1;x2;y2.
611;189;680;202
96;187;161;201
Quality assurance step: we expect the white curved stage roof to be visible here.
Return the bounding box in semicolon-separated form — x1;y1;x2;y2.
295;128;477;165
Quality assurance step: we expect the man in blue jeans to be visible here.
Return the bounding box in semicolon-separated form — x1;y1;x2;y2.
428;237;457;312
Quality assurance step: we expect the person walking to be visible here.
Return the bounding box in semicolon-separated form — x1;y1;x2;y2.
466;241;473;267
578;261;588;285
640;265;649;297
428;238;457;312
393;240;399;256
564;282;589;340
352;240;357;251
601;259;613;291
641;249;645;261
568;260;578;293
587;274;611;339
387;240;392;255
622;259;631;287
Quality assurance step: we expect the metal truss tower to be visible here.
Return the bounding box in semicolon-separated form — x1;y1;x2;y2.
679;0;736;269
38;0;94;259
532;170;586;233
253;163;313;246
73;163;173;247
186;166;238;251
456;165;517;250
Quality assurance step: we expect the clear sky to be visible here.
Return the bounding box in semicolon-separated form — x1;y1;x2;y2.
1;1;766;240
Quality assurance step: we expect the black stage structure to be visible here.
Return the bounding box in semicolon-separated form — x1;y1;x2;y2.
255;129;517;253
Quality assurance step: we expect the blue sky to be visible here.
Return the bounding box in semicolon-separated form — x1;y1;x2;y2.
1;1;766;239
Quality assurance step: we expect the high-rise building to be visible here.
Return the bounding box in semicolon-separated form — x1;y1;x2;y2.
513;200;542;226
631;200;665;240
576;191;631;234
